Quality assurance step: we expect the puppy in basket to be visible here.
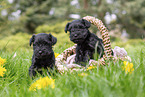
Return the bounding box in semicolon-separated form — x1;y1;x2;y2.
65;19;104;66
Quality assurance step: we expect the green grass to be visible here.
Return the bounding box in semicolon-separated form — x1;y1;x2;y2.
0;34;145;97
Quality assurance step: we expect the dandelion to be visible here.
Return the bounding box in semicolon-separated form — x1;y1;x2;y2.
122;61;134;74
86;65;97;71
78;73;88;77
0;57;6;77
0;66;6;77
0;57;6;66
29;76;55;91
54;53;59;58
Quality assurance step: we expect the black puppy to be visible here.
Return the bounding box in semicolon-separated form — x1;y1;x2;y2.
65;19;104;66
29;33;57;77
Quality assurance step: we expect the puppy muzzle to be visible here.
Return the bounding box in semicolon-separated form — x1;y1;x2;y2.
34;50;53;59
70;32;88;43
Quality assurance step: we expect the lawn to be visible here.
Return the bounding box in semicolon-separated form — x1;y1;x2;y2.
0;33;145;97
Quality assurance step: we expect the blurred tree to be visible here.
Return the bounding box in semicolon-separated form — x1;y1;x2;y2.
78;0;145;38
0;0;9;24
6;0;57;33
51;0;74;20
111;0;145;38
0;0;11;37
4;0;76;33
77;0;112;34
0;0;145;38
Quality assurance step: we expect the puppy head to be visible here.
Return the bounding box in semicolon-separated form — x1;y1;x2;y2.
65;19;91;43
30;33;57;59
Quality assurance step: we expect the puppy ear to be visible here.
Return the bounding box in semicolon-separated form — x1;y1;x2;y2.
30;34;35;46
65;23;71;33
49;33;57;45
81;19;91;28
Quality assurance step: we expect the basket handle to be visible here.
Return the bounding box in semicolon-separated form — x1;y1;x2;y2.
83;16;112;59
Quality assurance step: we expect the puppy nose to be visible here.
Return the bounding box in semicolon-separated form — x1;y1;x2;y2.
39;51;42;54
74;34;77;37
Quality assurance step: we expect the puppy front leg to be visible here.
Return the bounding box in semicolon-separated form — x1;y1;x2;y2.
29;65;37;77
76;51;89;66
75;52;80;64
75;46;80;63
83;51;91;62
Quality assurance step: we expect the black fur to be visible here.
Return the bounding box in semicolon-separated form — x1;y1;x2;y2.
29;33;57;77
65;19;104;66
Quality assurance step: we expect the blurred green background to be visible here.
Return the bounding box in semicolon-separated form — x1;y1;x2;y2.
0;0;145;52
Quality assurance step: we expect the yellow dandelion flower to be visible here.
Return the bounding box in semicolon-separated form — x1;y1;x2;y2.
29;76;55;91
122;61;134;74
0;66;7;77
86;65;97;71
0;57;6;77
78;73;88;77
0;57;6;66
54;53;59;58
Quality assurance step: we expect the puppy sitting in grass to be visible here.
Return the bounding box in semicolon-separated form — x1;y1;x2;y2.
65;19;104;66
29;33;57;77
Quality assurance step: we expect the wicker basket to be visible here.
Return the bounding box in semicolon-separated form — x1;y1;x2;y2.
55;16;131;73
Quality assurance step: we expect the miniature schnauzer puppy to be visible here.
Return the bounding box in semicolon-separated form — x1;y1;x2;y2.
65;19;104;66
29;33;57;77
